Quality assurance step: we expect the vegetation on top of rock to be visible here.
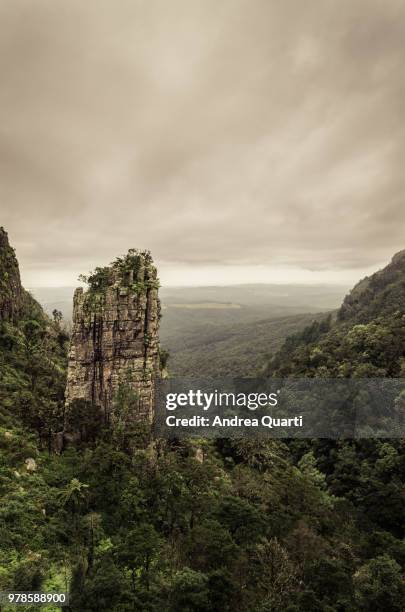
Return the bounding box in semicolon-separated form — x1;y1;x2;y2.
78;249;157;293
78;266;113;291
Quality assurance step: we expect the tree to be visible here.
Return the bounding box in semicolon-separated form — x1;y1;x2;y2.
250;538;298;612
58;478;89;518
116;523;161;593
354;554;405;611
168;568;210;612
52;309;63;326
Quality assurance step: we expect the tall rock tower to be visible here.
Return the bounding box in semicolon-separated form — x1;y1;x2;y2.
65;249;161;423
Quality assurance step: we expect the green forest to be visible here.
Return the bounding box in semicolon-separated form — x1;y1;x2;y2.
0;232;404;611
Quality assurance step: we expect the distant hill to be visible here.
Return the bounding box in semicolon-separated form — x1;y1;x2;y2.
160;284;348;310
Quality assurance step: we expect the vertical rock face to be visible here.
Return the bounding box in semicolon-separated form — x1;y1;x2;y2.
65;249;161;422
0;227;25;322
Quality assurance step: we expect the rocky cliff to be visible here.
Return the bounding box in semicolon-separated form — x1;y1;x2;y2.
0;227;25;322
65;249;161;423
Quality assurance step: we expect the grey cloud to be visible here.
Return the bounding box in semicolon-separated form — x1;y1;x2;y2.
1;0;404;285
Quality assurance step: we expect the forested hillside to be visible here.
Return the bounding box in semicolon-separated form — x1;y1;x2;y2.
0;228;69;601
263;251;405;610
0;231;404;611
268;249;405;378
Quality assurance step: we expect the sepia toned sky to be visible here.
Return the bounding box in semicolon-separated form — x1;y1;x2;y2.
1;0;404;287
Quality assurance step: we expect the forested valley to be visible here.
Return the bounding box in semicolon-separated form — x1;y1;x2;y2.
0;229;404;611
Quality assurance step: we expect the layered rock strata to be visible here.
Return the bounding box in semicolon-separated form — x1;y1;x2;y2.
65;250;161;422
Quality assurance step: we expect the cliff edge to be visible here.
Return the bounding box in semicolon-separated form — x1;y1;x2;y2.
0;227;26;322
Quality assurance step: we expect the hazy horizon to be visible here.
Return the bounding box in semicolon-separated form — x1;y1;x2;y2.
20;262;372;290
29;281;350;327
27;281;352;290
21;248;396;289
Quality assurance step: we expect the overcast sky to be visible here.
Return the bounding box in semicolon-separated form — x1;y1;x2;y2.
1;0;404;287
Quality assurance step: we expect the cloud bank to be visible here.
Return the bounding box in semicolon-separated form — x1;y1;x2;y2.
1;0;404;285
